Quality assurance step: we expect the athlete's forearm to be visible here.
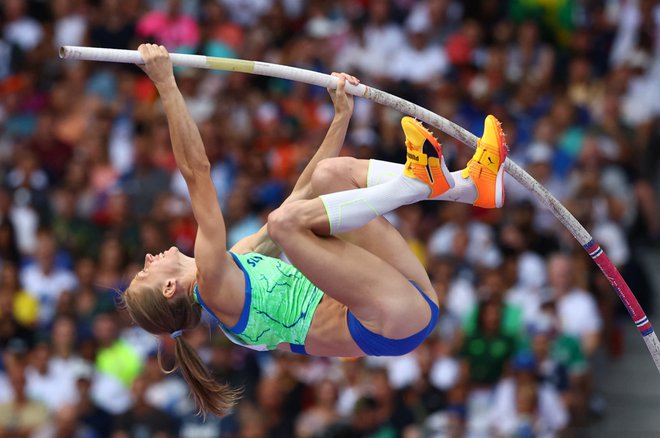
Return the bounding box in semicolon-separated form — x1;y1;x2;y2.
231;114;349;257
284;113;351;204
285;73;356;204
156;80;211;180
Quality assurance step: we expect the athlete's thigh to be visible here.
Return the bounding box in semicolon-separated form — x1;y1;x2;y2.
316;160;435;302
281;227;432;339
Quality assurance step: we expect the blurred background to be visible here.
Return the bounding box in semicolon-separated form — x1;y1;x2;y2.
1;0;660;437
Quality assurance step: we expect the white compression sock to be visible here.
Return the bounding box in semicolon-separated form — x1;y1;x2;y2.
319;174;430;235
367;159;477;204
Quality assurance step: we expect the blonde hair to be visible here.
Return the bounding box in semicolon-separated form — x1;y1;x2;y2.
123;281;240;417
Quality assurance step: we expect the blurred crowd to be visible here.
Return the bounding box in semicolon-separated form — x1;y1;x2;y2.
1;0;659;437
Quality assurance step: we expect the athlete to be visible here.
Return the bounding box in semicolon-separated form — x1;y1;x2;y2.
123;44;508;416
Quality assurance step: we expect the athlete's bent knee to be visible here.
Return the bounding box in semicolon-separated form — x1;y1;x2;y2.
267;202;305;242
311;157;358;195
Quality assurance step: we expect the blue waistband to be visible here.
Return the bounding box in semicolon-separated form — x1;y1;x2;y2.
347;281;439;356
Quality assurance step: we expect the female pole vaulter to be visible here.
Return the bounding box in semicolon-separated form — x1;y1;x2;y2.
123;44;507;416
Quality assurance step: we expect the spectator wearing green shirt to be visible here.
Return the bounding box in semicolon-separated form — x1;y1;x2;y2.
92;311;141;388
460;298;517;387
460;298;517;436
462;269;525;341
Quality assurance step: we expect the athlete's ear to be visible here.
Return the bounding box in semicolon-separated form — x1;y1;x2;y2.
162;278;177;299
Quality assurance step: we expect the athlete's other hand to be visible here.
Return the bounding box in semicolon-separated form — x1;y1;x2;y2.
328;72;359;118
138;43;175;88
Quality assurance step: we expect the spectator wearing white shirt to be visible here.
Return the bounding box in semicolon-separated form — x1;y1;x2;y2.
428;202;502;268
52;0;87;48
26;341;78;411
363;0;406;73
405;0;463;46
429;256;475;330
0;187;39;256
547;253;602;357
334;18;390;84
336;359;365;419
20;231;78;327
49;316;87;395
488;351;568;438
505;138;571;235
221;0;273;26
502;248;544;329
386;14;450;84
2;0;44;52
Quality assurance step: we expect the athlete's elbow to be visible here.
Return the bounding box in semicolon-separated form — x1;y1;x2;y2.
181;160;212;180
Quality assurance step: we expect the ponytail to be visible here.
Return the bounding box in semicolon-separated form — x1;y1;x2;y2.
123;281;240;417
170;335;241;417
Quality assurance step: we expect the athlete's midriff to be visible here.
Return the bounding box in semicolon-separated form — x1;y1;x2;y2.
300;296;364;357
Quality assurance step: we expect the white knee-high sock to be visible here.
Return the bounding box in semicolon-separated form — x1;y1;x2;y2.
320;174;430;235
367;159;477;204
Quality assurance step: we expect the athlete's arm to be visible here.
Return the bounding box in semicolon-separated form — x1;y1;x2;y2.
139;44;229;282
230;73;358;256
284;72;358;203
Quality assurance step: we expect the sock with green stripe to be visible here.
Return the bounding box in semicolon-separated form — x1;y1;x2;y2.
319;174;429;235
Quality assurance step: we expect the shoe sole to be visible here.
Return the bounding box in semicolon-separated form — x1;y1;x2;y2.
488;116;507;208
474;115;507;208
495;156;506;208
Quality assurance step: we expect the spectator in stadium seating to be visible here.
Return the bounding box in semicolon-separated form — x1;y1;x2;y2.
141;353;189;417
25;339;78;411
68;361;113;438
93;192;141;258
0;361;50;438
386;17;450;86
460;298;517;435
546;253;602;357
463;269;525;340
295;378;340;438
51;187;100;259
92;311;142;389
137;0;200;53
0;262;38;330
0;218;21;266
2;0;43;52
87;0;137;50
336;358;366;419
254;376;295;437
20;230;77;327
111;375;179;438
429;255;476;326
5;149;50;218
488;351;568;437
49;314;87;382
94;236;129;291
525;315;573;396
428;202;502;269
363;0;406;81
506;20;555;86
32;403;98;438
119;134;172;220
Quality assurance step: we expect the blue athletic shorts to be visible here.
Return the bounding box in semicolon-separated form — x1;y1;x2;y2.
346;281;439;356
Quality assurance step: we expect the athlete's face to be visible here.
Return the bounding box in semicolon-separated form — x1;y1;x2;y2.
133;246;188;293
